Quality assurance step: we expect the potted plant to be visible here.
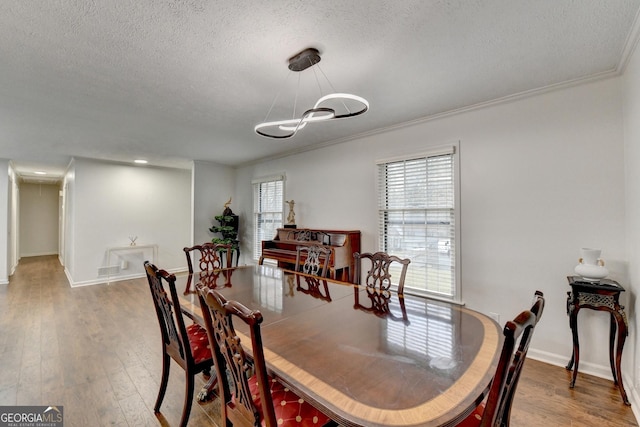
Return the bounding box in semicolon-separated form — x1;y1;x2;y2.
209;199;239;247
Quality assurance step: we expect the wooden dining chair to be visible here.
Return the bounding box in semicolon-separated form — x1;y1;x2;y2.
457;290;545;427
183;242;232;293
353;251;411;294
295;245;331;277
184;242;233;272
143;261;215;427
196;284;334;427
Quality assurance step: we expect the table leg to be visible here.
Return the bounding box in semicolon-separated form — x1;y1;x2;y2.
612;310;631;406
565;351;574;371
565;292;574;371
568;308;580;388
608;313;618;385
223;269;232;287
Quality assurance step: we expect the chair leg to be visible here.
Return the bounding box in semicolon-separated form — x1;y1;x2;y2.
154;353;171;412
197;371;219;402
179;372;195;427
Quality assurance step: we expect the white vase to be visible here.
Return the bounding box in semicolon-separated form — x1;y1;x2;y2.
574;248;608;281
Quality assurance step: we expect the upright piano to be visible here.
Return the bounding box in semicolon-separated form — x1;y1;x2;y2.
259;228;361;282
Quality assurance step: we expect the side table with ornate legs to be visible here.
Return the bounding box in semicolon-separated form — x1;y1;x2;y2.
565;276;630;406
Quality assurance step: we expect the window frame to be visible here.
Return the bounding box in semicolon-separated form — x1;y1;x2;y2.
376;142;461;302
252;174;285;262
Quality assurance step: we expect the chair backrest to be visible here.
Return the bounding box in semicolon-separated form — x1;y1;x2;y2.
197;285;277;427
480;290;545;427
144;261;193;368
354;251;411;294
295;245;331;277
184;242;232;274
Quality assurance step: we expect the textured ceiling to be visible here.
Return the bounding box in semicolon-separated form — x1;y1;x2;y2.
1;0;639;181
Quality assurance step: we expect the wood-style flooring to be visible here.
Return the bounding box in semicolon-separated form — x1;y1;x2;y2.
0;255;636;426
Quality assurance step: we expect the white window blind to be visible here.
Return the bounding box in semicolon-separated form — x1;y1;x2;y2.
377;147;458;300
253;176;284;261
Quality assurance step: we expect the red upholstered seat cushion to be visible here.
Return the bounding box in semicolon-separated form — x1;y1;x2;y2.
248;375;331;426
457;402;485;427
186;323;212;364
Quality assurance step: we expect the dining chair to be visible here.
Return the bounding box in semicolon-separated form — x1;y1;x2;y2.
143;261;215;427
184;242;233;272
183;242;232;293
295;244;331;277
353;251;411;294
457;290;545;427
196;284;334;427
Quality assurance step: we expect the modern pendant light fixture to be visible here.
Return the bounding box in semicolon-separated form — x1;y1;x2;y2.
254;47;369;139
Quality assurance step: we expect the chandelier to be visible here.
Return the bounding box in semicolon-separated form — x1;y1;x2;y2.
254;48;369;139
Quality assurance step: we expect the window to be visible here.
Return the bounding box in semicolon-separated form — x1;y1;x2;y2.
252;175;284;261
377;145;459;300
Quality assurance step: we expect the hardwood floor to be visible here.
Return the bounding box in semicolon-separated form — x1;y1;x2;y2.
0;255;636;426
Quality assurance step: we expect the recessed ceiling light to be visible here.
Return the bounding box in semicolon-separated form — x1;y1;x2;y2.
34;171;47;175
134;159;148;164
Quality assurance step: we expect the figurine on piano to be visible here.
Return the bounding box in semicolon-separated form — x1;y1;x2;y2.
286;200;296;225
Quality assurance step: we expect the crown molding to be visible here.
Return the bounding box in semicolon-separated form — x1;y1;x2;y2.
617;5;640;73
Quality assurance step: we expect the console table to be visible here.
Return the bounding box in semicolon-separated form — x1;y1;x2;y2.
565;276;630;405
106;244;158;282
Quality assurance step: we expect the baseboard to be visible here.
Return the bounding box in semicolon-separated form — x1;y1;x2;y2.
69;273;146;287
66;267;188;287
20;251;58;257
527;348;615;380
64;267;73;286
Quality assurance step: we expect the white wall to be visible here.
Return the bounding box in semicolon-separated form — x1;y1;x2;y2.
64;158;192;286
623;37;640;410
236;77;628;385
192;160;236;248
19;182;59;257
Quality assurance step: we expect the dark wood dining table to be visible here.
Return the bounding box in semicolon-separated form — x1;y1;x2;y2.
174;265;502;427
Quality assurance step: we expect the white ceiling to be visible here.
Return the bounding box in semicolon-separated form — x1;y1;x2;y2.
1;1;639;182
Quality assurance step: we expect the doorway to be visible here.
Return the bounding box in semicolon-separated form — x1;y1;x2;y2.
19;183;60;258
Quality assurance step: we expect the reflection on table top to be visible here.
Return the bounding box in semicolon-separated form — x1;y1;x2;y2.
174;265;502;427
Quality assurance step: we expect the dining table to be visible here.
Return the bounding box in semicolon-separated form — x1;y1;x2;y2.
174;264;503;427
